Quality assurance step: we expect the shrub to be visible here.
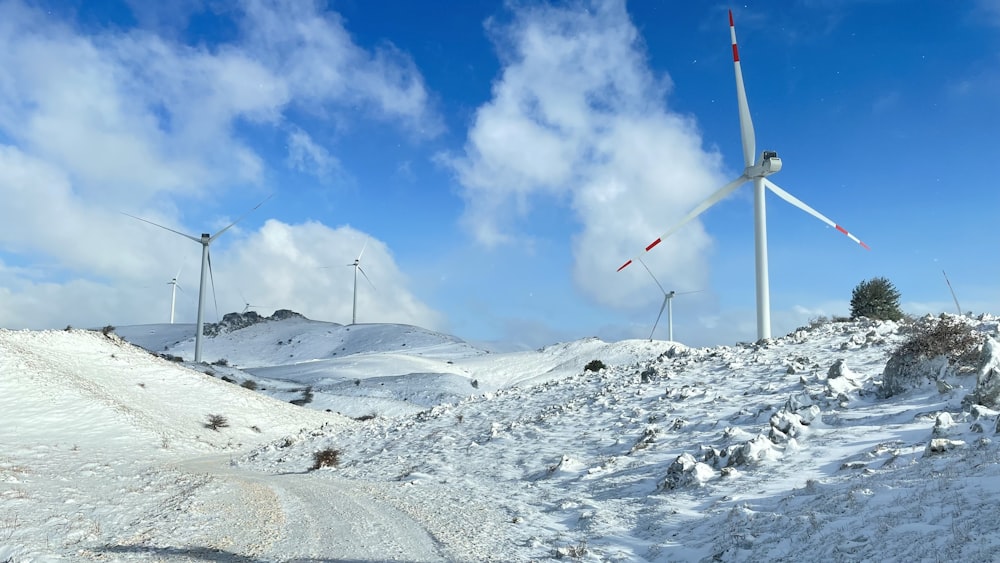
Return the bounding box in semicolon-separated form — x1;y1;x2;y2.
585;359;606;372
310;448;340;470
212;358;230;367
290;386;314;406
204;414;229;431
880;316;983;398
101;325;115;337
850;277;903;321
241;380;258;390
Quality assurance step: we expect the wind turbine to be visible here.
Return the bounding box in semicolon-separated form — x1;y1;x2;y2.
637;258;700;342
167;265;183;324
617;10;869;341
349;240;374;325
239;291;269;314
124;196;270;362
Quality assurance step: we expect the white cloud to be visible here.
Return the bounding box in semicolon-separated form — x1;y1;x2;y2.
238;0;441;134
444;0;727;311
287;128;342;183
213;221;444;328
0;0;442;331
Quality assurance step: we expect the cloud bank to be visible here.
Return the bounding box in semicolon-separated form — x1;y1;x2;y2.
445;0;728;311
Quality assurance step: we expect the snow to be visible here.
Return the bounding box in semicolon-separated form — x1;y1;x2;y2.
4;314;1000;561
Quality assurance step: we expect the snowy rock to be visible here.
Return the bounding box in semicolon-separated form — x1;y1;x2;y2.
660;453;714;490
971;338;1000;408
630;425;660;454
925;438;965;455
932;412;956;437
769;411;804;443
969;404;999;420
726;435;779;467
546;454;587;478
828;359;850;379
880;354;949;399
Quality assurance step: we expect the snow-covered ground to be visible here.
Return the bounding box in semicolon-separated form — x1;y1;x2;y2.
4;313;1000;561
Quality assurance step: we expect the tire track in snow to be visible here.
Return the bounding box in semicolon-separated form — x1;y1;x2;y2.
177;455;444;561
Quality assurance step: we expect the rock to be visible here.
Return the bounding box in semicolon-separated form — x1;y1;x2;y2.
932;412;955;437
660;453;714;490
925;438;965;455
971;338;1000;408
880;354;949;399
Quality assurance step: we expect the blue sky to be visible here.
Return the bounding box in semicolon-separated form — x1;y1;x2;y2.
0;0;998;349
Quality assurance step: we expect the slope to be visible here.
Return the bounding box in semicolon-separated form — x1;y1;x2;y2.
0;328;490;562
237;315;1000;561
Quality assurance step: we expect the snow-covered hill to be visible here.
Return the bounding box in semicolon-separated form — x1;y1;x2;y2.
5;315;1000;561
117;313;492;416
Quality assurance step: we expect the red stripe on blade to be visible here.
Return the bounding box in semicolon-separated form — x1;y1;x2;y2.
732;44;739;62
729;10;734;27
617;260;632;272
861;242;871;251
835;225;848;235
645;239;662;251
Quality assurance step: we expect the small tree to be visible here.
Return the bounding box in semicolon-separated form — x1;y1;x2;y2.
204;414;229;431
310;448;341;470
850;277;903;321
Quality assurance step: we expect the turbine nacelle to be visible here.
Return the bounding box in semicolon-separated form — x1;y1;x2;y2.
746;150;782;178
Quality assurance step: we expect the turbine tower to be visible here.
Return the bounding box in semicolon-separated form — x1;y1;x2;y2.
167;266;183;324
618;10;869;341
349;240;374;324
125;196;269;362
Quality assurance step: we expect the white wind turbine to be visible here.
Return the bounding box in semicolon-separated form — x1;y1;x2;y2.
349;240;374;325
240;291;270;314
167;265;183;324
638;258;700;342
125;196;270;362
618;10;869;341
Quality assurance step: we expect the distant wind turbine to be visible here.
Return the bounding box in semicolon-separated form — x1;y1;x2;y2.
637;258;700;342
942;270;962;316
124;196;270;362
167;265;183;324
618;10;869;341
240;291;270;314
349;240;374;325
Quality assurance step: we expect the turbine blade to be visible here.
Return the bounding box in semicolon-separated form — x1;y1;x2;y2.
209;194;273;243
617;175;747;271
121;212;201;244
650;295;669;341
357;238;368;262
207;250;220;321
730;10;756;168
358;266;375;290
762;178;870;250
942;270;962;315
637;257;667;295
